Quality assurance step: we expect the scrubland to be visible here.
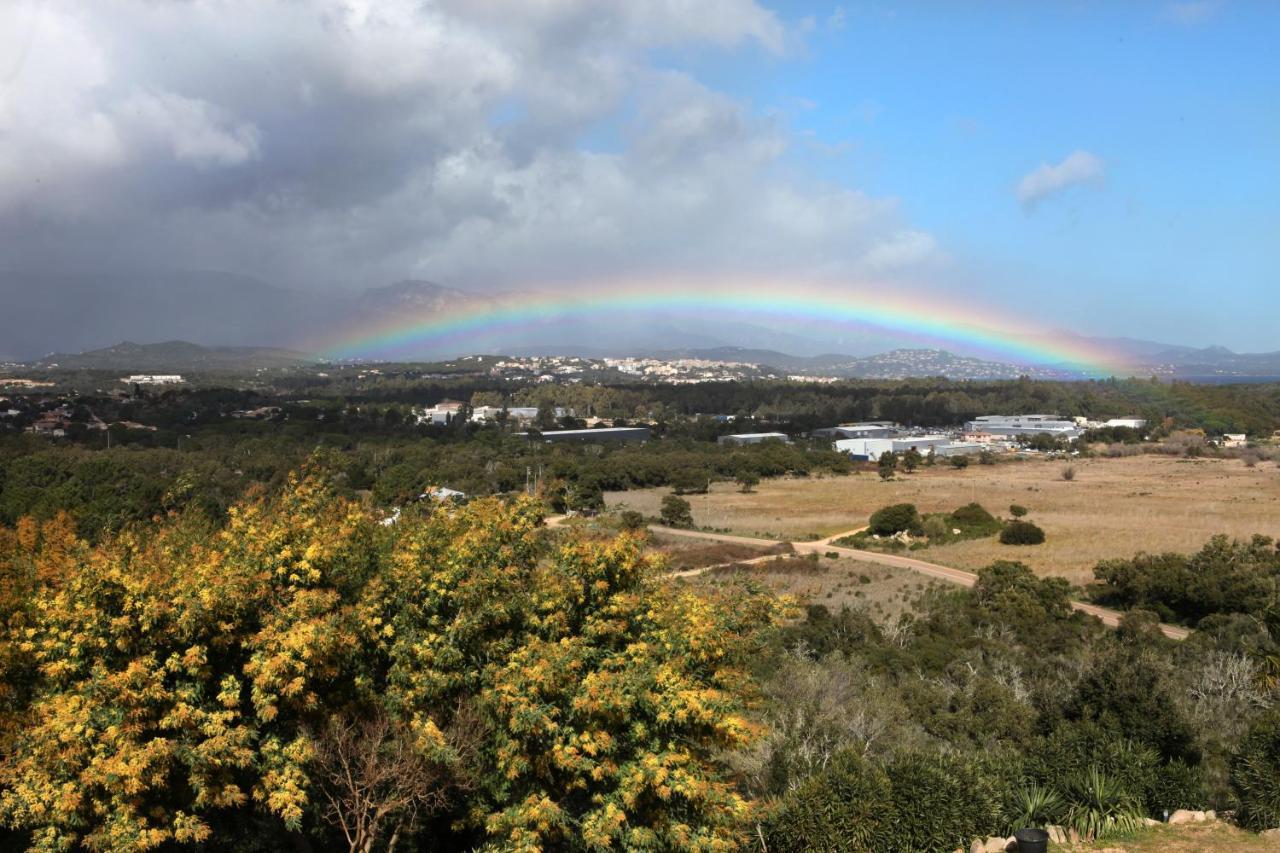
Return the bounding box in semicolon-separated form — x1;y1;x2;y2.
609;454;1280;583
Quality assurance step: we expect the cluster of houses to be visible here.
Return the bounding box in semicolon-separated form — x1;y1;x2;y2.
413;399;575;426
1;398;157;437
413;399;655;444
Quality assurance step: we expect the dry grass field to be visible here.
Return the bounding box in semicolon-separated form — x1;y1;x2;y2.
643;533;790;572
683;550;935;623
607;455;1280;584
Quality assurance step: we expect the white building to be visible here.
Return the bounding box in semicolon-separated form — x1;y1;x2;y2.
834;435;952;461
933;442;988;458
519;426;649;444
718;432;790;446
1103;418;1148;430
963;415;1082;438
469;405;570;423
810;422;899;440
122;374;184;385
1222;433;1248;448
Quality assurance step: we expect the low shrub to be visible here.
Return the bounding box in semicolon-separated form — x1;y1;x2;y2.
868;503;921;536
1000;520;1046;545
659;494;693;528
1230;711;1280;831
617;509;646;531
762;751;895;852
922;515;950;540
1009;504;1028;518
950;502;1002;537
1029;722;1205;817
763;750;1015;852
884;752;1009;851
952;502;996;527
670;467;710;494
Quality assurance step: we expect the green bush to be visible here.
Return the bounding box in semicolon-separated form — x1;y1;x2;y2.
762;751;895;852
1146;758;1207;815
952;502;997;527
618;509;646;531
1065;649;1201;765
1009;504;1028;518
1029;722;1205;817
950;502;1002;536
884;752;1008;852
973;560;1072;625
765;750;1013;853
1230;711;1280;831
1000;520;1046;545
868;503;921;536
670;467;710;494
1089;534;1280;627
659;494;693;528
922;515;950;540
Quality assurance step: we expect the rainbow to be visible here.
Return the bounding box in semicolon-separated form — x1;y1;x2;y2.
319;277;1131;374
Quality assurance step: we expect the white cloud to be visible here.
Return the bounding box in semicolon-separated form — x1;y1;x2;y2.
862;230;939;272
1015;150;1105;209
0;0;937;291
1163;1;1222;25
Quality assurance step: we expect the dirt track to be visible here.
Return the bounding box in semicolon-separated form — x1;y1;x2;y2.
650;524;1191;641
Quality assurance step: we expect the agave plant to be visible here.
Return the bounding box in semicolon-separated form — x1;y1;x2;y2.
1064;766;1144;842
1008;781;1065;832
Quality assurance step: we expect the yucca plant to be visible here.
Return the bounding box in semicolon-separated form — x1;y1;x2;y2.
1255;653;1280;693
1064;767;1144;842
1008;781;1065;832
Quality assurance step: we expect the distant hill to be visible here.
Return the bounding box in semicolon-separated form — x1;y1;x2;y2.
1054;333;1280;379
4;270;1279;379
627;347;1072;379
0;270;343;360
818;348;1074;380
34;341;314;371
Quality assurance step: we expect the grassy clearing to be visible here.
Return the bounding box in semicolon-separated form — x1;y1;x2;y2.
645;533;790;571
686;552;936;622
606;455;1280;583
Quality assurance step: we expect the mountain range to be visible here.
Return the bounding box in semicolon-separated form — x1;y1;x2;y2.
4;270;1279;379
31;341;313;371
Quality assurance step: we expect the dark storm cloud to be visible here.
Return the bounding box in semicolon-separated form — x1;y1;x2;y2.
0;0;940;291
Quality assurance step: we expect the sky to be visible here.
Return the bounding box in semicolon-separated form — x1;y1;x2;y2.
0;0;1277;351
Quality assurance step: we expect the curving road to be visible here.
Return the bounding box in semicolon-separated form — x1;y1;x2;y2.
648;524;1190;641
